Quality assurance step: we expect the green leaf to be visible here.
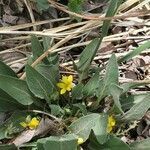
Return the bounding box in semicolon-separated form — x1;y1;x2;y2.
35;64;59;87
36;0;49;11
120;94;135;112
88;134;130;150
31;35;49;64
122;95;150;121
0;126;7;140
0;112;28;140
69;113;108;143
43;36;53;51
31;35;43;59
0;144;17;150
37;134;78;150
76;0;122;80
118;41;150;63
98;54;119;101
82;71;100;97
26;65;54;102
130;138;150;150
109;84;124;113
101;0;123;37
0;89;24;112
121;82;150;93
0;75;34;105
92;113;108;144
120;93;149;111
49;104;64;116
69;113;99;141
103;54;119;85
73;103;87;115
47;53;59;66
42;36;59;65
71;83;84;100
68;0;84;13
76;38;100;80
0;60;17;77
68;0;84;21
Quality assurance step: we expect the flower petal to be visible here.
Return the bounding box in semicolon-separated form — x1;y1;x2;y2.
68;75;73;82
107;115;116;133
110;120;116;126
107;125;112;133
60;88;66;94
62;76;68;83
28;117;39;129
77;137;84;145
57;83;65;88
66;86;71;91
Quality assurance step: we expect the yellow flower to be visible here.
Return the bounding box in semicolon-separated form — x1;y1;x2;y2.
107;115;116;133
77;137;84;145
27;118;39;129
57;75;74;94
20;116;39;129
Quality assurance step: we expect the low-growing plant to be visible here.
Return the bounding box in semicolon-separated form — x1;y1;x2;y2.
0;0;150;150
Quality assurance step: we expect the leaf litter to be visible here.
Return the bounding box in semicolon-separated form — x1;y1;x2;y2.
0;0;150;149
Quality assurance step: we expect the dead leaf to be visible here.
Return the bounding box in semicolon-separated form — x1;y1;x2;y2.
3;14;18;25
12;130;35;146
99;42;115;53
125;70;137;80
35;117;63;137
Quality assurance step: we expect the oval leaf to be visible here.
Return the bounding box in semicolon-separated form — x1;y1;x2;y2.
0;60;17;77
37;134;77;150
88;134;130;150
122;95;150;121
98;54;119;101
109;84;124;113
69;113;108;143
0;89;24;112
130;138;150;150
0;75;33;105
26;65;54;102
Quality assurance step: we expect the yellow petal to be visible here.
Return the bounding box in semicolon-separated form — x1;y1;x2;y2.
107;115;116;133
77;138;84;145
60;88;66;94
20;122;27;128
57;83;65;88
66;86;71;91
107;125;112;133
109;116;116;126
62;76;68;83
70;83;74;88
28;117;39;129
68;75;73;82
110;120;116;126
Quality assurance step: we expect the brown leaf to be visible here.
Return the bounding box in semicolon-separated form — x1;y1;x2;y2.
35;117;63;137
125;70;137;80
3;14;18;25
12;130;35;146
99;42;115;53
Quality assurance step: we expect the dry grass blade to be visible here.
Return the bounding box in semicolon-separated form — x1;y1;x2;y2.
0;0;150;148
126;0;150;12
23;0;36;30
48;0;150;20
0;17;69;31
20;21;95;79
119;0;140;11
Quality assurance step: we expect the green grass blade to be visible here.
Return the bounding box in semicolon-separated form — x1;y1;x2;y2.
101;0;123;37
118;41;150;63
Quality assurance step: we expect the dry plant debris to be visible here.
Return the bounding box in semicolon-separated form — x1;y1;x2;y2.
0;0;150;149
